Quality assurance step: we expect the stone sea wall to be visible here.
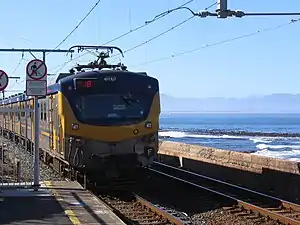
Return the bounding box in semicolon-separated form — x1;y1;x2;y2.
157;141;300;202
158;141;300;175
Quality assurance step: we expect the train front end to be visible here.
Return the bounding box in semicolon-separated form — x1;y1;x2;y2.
59;70;160;177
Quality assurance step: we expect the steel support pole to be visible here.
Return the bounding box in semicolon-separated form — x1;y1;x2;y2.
33;51;46;191
0;48;73;190
33;96;40;190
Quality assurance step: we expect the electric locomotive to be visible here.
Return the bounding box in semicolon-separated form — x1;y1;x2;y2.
0;45;161;180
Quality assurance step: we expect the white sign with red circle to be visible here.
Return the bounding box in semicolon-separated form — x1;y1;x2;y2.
26;59;47;81
0;70;9;92
26;59;47;96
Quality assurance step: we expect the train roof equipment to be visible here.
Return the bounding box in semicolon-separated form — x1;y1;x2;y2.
0;45;151;104
68;45;127;73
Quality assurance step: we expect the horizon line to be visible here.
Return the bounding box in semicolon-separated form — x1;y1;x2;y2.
160;111;300;114
161;93;300;99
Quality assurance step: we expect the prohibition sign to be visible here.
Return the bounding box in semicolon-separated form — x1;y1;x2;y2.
0;70;9;92
26;59;47;81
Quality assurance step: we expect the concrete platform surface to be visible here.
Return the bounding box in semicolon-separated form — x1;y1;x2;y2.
0;181;126;225
0;195;73;225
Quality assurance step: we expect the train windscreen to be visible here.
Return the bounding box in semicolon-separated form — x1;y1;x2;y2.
66;74;159;126
75;93;146;119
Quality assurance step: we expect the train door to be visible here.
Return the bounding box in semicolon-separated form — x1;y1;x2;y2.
53;96;60;154
49;94;60;154
28;100;34;141
49;95;54;150
17;102;21;136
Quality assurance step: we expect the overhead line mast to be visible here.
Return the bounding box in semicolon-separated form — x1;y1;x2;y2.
201;0;300;18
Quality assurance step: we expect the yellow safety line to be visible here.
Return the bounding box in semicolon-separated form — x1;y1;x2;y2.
44;181;81;225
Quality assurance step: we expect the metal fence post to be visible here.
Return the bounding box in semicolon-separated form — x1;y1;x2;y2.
16;160;21;183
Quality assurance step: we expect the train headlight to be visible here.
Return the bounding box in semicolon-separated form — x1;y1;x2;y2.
71;123;79;130
133;129;139;135
145;122;152;128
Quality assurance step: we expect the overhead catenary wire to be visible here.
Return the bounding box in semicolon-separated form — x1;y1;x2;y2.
103;0;196;45
145;1;217;23
47;0;102;56
8;0;102;87
8;53;32;90
110;1;218;58
7;1;200;91
11;52;24;74
49;0;199;73
130;18;300;67
118;16;195;56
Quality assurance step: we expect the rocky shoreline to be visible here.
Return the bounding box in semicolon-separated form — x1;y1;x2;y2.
160;129;300;138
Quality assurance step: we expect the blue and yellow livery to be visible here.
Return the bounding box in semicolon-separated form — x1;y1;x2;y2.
0;68;161;179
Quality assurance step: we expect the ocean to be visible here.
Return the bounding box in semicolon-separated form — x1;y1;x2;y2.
158;113;300;162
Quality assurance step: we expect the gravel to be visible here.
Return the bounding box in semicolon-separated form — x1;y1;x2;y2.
147;198;281;225
190;208;281;225
0;136;64;184
0;145;15;183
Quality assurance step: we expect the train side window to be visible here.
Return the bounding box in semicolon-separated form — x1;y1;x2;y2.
43;102;47;121
29;103;33;118
28;103;30;118
21;103;25;117
40;100;44;120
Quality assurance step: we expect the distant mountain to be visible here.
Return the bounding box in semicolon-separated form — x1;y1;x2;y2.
160;93;300;113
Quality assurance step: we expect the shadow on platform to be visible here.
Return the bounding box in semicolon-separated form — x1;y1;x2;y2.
0;189;110;225
0;195;72;225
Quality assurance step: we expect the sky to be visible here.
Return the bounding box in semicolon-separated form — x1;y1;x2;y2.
0;0;299;98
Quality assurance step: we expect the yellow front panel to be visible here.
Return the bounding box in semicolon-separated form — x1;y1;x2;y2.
58;92;160;142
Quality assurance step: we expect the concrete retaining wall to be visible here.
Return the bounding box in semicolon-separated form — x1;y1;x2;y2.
157;140;300;203
158;141;300;174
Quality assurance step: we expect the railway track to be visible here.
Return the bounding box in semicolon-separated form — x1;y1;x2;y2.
81;173;192;225
0;132;193;225
150;162;300;225
99;191;192;225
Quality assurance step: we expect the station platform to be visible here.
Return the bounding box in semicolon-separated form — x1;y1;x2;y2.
0;181;126;225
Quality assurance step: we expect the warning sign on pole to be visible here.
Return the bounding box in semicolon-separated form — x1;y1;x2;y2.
26;59;47;96
0;70;9;92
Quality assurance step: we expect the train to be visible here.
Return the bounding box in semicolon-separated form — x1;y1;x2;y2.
0;45;161;181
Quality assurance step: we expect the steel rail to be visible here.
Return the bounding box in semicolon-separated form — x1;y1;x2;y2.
149;164;300;225
153;161;300;212
98;191;191;225
133;193;190;225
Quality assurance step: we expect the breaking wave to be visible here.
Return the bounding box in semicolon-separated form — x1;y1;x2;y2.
158;130;300;162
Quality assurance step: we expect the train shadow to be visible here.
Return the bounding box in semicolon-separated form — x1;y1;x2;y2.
133;171;236;215
157;154;300;205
